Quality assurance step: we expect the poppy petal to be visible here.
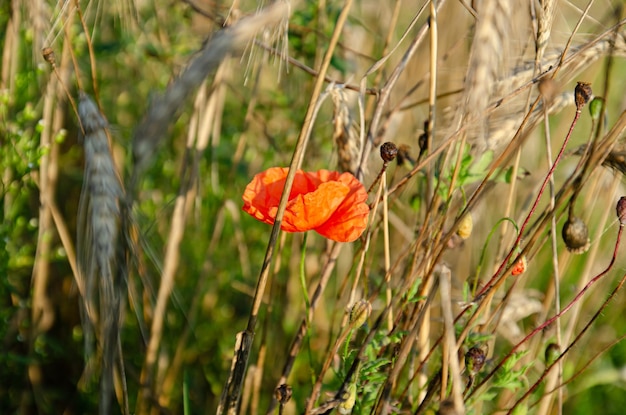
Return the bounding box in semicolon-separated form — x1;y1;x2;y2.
242;167;289;225
283;181;350;231
242;167;370;242
314;172;370;242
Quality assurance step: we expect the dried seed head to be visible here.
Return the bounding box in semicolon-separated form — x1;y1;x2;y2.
574;81;592;112
545;343;560;366
437;399;459;415
457;214;473;240
562;216;590;254
616;196;626;226
465;346;486;375
275;384;292;405
511;255;527;276
338;383;357;414
349;299;371;329
42;47;56;67
380;142;398;163
418;120;429;154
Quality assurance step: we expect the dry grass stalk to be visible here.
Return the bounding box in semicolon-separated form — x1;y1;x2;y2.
76;93;125;415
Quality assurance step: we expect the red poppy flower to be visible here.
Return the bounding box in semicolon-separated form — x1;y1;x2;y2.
242;167;370;242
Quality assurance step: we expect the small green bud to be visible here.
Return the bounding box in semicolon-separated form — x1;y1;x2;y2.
349;300;371;329
545;343;560;366
457;214;473;240
338;383;357;414
588;97;604;120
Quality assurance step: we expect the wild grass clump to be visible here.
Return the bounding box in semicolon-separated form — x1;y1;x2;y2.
2;1;626;414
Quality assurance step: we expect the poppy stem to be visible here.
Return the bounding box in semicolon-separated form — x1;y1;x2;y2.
299;232;311;313
382;171;394;331
367;160;390;194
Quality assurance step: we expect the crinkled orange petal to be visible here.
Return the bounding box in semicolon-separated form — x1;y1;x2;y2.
314;172;370;242
283;181;350;231
242;167;370;242
242;167;289;225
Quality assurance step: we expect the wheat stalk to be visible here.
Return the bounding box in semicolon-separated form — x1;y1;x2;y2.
76;92;125;415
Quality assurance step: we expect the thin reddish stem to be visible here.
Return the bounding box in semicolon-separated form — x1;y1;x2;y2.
477;108;582;298
468;222;623;401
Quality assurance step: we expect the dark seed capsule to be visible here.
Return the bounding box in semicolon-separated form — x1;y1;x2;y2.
380;142;398;163
396;144;414;166
275;384;292;405
437;399;458;415
42;47;56;66
574;81;592;111
465;346;486;375
616;196;626;226
562;216;590;254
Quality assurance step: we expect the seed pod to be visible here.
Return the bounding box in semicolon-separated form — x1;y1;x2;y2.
349;299;371;329
396;144;415;166
588;97;604;120
42;47;56;67
574;81;592;112
545;343;560;366
437;399;459;415
562;216;590;254
380;142;398;163
457;214;473;240
275;384;292;405
616;196;626;226
418;120;429;155
465;346;486;375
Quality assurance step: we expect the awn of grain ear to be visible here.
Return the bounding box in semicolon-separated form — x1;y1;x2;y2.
331;87;361;175
449;36;626;153
463;0;515;148
535;0;556;66
77;93;125;415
